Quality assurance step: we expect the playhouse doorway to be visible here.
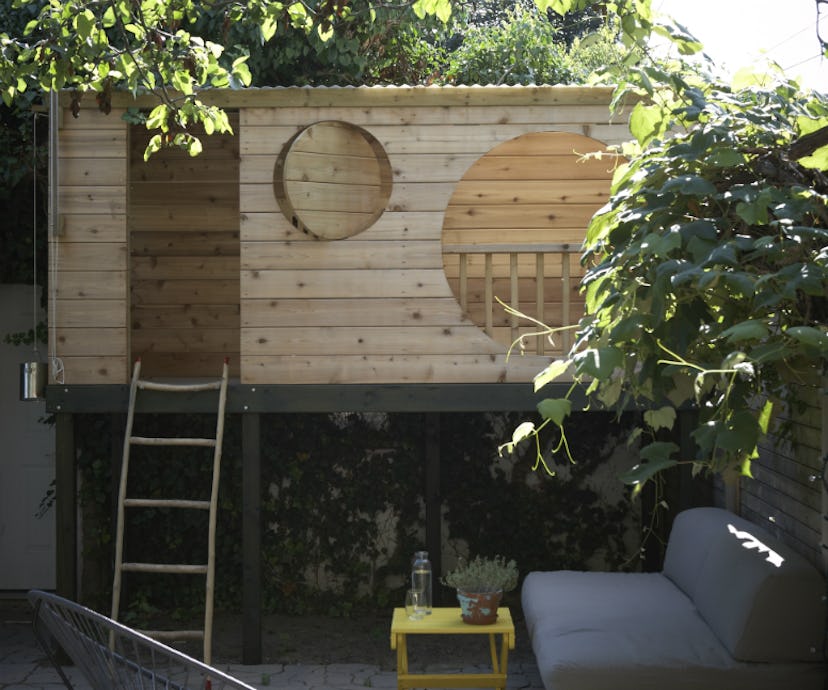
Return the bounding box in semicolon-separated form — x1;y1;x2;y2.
128;114;241;379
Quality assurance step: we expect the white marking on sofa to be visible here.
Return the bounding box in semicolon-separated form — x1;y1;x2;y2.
726;524;784;568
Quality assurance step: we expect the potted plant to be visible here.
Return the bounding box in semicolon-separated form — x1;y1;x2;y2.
442;555;518;624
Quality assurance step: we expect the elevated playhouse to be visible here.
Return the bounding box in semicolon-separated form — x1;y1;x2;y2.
49;85;629;387
47;84;635;661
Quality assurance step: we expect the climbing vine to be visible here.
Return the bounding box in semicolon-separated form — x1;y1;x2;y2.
74;411;639;617
504;72;828;487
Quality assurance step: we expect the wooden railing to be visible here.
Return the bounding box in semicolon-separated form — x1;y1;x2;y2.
443;243;581;355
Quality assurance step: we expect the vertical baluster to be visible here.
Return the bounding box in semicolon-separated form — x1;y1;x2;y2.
485;253;493;337
561;245;571;354
536;253;545;355
510;252;519;345
459;254;468;313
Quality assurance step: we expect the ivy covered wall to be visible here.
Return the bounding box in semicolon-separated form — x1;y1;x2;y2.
74;411;641;619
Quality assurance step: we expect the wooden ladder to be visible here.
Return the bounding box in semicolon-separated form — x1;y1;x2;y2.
110;358;229;665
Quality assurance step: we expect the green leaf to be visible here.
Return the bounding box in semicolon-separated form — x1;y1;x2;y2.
511;421;536;445
662;175;717;196
75;9;95;41
798;147;828;169
146;104;169;131
720;320;769;343
317;23;334;42
575;347;623;379
412;0;452;21
537;398;572;425
639;441;680;463
629;101;663;146
709;147;746;168
733;187;773;225
720;272;755;297
533;359;570;392
717;410;760;452
621;455;679;487
785;326;828;351
143;134;163;162
260;17;278;42
643;406;676;432
102;6;116;28
757;399;773;435
542;0;592;16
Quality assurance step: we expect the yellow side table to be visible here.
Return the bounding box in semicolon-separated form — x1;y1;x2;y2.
390;606;515;690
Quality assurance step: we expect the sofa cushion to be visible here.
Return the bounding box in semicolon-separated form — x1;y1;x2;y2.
522;570;737;689
662;506;732;600
691;513;826;662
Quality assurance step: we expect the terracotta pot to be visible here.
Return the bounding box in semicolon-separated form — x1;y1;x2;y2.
456;589;502;624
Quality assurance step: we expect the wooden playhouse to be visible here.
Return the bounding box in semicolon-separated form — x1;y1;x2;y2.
46;84;633;661
49;84;630;388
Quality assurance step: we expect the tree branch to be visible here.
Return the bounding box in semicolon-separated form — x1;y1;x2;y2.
788;123;828;160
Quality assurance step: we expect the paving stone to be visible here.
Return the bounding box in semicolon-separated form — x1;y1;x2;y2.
0;621;544;690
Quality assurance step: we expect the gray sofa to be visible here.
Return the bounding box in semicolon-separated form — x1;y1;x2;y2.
522;506;827;689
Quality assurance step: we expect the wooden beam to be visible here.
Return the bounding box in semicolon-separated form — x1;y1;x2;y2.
46;382;576;413
55;413;77;601
425;413;441;606
242;414;262;664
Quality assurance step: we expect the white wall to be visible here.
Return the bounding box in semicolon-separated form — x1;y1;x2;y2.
0;284;55;590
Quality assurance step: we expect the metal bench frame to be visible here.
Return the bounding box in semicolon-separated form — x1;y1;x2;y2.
28;590;255;690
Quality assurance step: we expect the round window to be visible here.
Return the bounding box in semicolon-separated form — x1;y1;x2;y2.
274;121;392;240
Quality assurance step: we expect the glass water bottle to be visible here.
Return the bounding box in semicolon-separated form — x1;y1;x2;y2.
411;550;432;614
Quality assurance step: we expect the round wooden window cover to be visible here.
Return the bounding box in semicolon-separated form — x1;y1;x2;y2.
274;121;392;240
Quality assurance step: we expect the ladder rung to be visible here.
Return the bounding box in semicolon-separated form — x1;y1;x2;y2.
124;498;210;510
140;629;204;641
137;380;223;393
121;563;208;575
130;436;216;447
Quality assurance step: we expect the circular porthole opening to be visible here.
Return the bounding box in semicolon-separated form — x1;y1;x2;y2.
274;120;393;240
440;131;616;354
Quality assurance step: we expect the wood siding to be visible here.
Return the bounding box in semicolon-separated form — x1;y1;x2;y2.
129;116;241;379
52;85;631;385
51;108;129;384
238;86;630;385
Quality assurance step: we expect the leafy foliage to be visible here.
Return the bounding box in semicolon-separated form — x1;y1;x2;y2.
0;0;646;157
74;411;636;615
192;0;446;86
442;554;518;593
506;63;828;485
443;5;623;85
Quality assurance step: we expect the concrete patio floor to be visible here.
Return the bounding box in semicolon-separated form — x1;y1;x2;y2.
0;599;544;690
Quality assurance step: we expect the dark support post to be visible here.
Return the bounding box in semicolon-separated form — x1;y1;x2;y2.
676;407;712;510
55;412;77;601
242;413;262;664
677;408;695;512
111;413;126;537
425;413;442;604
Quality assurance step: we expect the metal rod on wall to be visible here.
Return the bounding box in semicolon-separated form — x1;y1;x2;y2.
19;109;47;401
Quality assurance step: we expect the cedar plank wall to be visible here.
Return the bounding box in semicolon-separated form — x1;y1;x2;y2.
239;86;630;385
52;86;630;385
52;107;129;384
129;115;241;379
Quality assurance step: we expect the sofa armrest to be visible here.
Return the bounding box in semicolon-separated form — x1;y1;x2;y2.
691;515;826;662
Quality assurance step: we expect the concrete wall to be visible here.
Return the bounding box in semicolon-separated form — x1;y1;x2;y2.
0;284;55;590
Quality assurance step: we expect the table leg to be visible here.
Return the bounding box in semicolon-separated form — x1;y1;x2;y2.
499;633;510;688
488;633;509;690
396;633;408;690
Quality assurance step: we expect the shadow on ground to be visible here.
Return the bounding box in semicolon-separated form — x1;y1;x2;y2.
2;596;537;670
